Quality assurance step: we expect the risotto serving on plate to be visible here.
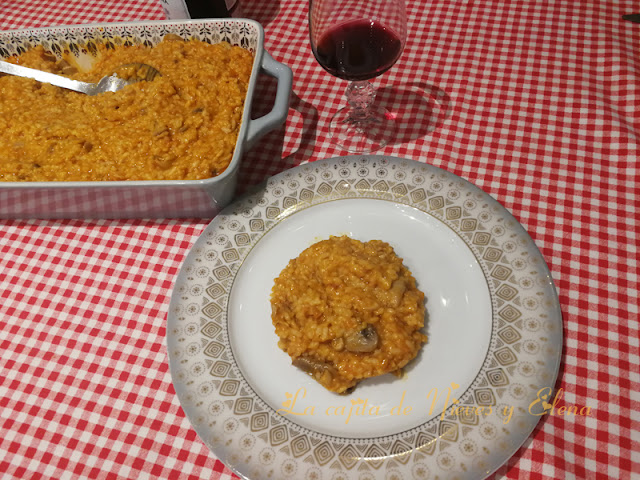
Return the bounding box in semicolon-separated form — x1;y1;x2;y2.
270;236;427;393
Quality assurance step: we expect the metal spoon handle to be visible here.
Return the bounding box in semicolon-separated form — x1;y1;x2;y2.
0;60;95;94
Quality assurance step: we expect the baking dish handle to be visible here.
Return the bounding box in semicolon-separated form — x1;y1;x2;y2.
245;51;293;149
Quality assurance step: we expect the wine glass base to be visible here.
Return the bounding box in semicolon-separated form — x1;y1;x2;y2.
329;105;397;153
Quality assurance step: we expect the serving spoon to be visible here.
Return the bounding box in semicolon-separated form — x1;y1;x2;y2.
0;61;161;95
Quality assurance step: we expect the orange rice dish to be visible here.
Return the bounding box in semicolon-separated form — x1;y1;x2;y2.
0;36;253;181
270;236;427;393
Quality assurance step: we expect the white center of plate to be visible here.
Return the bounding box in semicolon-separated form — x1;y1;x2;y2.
228;198;492;438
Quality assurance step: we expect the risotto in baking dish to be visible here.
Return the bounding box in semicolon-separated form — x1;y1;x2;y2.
270;236;427;393
0;35;253;181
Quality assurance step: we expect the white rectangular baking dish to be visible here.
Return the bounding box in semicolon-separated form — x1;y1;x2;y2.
0;19;292;218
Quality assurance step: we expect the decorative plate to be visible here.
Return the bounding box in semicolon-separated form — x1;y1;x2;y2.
166;156;563;480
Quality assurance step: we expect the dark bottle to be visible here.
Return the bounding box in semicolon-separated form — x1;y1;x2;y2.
162;0;239;19
185;0;239;17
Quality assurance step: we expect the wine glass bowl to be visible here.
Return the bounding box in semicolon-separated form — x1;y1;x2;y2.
309;0;407;152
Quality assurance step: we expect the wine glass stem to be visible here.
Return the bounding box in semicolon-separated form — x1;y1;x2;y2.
345;80;376;120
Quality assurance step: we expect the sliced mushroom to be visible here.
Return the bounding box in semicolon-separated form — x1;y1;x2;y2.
344;324;379;353
40;51;58;63
292;356;337;383
388;278;407;307
56;59;77;76
163;33;184;42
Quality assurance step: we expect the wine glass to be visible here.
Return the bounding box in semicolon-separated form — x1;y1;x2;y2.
309;0;407;153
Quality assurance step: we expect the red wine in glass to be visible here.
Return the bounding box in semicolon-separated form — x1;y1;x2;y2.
310;0;407;152
315;19;404;81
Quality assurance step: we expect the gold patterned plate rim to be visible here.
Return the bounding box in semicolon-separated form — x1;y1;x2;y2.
166;155;563;480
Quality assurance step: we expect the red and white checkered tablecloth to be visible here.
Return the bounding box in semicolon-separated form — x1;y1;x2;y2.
0;1;638;479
